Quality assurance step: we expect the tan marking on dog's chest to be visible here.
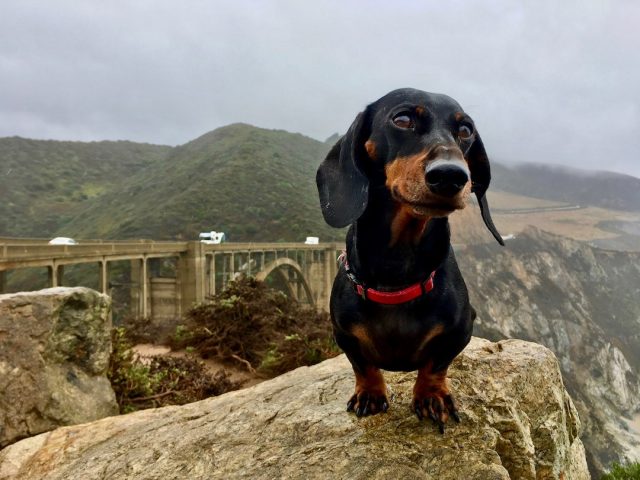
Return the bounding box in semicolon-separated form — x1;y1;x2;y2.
351;324;390;364
351;324;379;355
412;324;445;361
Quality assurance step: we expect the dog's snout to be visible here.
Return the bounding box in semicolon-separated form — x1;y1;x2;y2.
428;144;457;160
425;161;470;197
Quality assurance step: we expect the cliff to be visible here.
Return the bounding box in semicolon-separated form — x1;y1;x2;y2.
0;338;588;480
458;227;640;474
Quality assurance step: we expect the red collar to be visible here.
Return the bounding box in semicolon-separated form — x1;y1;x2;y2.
337;252;436;305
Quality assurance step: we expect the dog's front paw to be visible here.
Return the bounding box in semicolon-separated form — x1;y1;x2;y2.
346;389;389;417
412;366;460;433
412;391;460;433
347;366;389;417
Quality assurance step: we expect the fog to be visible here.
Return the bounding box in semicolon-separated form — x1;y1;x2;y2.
1;0;639;177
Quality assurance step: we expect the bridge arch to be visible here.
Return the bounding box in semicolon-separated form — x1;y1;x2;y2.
255;257;314;307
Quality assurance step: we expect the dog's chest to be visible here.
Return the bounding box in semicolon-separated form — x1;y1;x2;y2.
349;307;445;371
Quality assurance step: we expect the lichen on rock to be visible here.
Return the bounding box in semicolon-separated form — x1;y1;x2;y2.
0;287;118;448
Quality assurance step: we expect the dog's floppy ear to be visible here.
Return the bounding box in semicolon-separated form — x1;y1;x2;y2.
467;133;505;246
316;110;370;228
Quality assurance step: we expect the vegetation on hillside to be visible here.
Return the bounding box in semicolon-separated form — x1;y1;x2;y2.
58;124;342;242
600;462;640;480
3;124;639;243
108;327;241;413
0;136;171;237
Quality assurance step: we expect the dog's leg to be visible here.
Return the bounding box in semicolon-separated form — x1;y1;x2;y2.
412;362;460;433
346;362;389;417
334;326;390;416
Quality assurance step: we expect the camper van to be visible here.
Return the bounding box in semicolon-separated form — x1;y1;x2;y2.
199;231;226;244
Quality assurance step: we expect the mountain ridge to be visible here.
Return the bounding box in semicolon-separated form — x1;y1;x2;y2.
2;124;639;242
491;161;640;211
56;123;340;241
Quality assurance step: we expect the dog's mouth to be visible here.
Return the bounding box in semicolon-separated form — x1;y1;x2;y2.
391;187;461;217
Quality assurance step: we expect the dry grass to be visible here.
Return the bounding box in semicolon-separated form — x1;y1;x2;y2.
493;206;640;241
487;191;568;210
450;190;640;246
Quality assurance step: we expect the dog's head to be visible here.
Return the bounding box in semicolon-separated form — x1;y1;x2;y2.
316;88;504;245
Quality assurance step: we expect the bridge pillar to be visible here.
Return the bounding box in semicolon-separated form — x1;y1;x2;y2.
178;241;206;313
130;258;149;318
99;260;109;295
48;264;64;287
206;254;216;297
0;271;5;293
316;245;338;311
141;259;148;318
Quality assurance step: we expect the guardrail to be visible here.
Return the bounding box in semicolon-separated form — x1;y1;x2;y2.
0;242;189;270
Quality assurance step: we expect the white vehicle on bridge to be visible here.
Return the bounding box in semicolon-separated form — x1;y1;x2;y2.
199;231;226;244
304;236;319;245
49;237;78;245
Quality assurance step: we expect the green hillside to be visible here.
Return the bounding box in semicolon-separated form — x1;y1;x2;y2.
0;137;172;236
59;124;341;242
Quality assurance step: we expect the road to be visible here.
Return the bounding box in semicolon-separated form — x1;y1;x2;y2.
494;204;583;215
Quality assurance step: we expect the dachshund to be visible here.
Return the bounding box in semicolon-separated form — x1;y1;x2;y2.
316;88;503;432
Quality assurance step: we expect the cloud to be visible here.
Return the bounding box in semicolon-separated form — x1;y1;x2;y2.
0;0;638;177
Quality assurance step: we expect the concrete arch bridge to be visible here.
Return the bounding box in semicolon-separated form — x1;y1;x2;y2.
0;239;341;322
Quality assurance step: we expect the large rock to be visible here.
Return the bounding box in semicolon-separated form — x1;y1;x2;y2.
0;287;118;448
0;338;588;480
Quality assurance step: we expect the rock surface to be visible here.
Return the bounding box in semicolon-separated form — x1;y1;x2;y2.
0;338;588;480
0;287;118;448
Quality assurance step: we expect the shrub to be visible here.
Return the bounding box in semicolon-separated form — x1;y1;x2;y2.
108;327;240;413
170;277;340;376
601;462;640;480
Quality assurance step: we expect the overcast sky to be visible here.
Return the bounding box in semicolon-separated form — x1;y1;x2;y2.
1;0;639;177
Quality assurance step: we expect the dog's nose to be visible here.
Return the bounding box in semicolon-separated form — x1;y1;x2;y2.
425;161;470;197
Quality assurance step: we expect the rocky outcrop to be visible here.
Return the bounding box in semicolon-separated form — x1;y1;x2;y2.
457;227;640;475
0;338;589;480
0;287;118;448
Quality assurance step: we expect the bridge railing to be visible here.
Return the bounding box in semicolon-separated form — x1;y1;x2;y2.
0;242;189;269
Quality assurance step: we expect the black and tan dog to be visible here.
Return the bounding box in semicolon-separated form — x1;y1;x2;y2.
316;88;504;432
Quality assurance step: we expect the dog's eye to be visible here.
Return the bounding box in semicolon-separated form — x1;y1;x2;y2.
458;124;474;139
392;113;415;129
